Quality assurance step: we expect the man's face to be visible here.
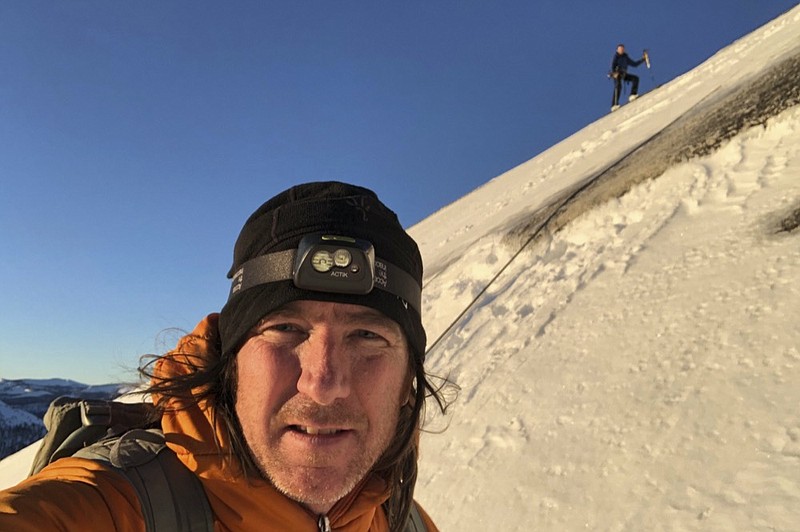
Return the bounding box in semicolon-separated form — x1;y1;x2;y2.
617;45;625;55
235;300;410;514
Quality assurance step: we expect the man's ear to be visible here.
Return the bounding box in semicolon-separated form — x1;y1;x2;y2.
402;360;417;407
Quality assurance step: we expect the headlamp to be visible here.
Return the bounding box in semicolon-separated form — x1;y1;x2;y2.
227;233;421;313
294;234;374;294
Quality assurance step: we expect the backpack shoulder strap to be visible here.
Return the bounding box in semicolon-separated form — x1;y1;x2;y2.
76;428;214;532
404;501;428;532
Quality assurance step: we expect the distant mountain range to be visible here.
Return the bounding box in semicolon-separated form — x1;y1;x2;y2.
0;378;132;460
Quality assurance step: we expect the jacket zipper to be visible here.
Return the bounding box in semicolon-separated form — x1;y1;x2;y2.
318;515;331;532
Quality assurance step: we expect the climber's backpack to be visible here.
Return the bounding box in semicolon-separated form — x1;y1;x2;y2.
30;396;213;531
30;396;428;531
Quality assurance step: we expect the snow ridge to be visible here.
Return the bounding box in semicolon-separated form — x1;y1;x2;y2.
413;6;800;530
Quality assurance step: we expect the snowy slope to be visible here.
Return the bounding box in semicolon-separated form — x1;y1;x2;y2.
0;400;41;428
1;6;799;531
0;400;44;465
0;442;39;490
412;6;800;531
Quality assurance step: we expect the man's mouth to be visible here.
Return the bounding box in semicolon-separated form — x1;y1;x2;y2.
292;425;345;436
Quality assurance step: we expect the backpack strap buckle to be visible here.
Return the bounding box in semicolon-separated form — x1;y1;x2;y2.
80;399;113;427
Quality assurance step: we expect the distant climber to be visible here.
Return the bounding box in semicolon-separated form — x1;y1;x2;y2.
609;44;648;111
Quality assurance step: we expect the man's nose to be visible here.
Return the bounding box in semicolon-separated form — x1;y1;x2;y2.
296;332;351;405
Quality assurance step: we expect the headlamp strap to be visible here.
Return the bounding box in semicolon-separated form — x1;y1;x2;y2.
229;249;295;297
228;249;421;314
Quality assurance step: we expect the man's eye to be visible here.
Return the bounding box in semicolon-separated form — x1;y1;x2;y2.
271;323;301;332
355;329;382;340
256;322;300;335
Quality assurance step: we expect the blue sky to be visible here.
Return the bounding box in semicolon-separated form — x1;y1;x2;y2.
2;1;797;384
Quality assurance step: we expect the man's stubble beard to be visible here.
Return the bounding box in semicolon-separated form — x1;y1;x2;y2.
247;399;400;512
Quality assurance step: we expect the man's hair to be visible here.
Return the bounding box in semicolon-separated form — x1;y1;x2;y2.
139;331;451;532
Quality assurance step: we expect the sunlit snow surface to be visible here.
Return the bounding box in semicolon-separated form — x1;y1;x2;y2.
412;6;800;531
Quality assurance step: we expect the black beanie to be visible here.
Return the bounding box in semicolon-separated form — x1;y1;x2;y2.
218;181;426;360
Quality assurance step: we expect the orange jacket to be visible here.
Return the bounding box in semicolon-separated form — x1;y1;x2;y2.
0;314;438;531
